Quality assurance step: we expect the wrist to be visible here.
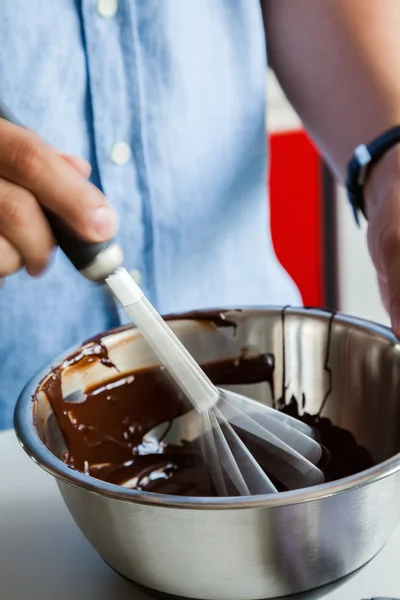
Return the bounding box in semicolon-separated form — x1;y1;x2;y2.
364;145;400;218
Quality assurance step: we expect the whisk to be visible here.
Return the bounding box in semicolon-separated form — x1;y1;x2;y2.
0;101;324;497
106;269;324;496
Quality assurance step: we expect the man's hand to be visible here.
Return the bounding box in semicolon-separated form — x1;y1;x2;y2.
365;147;400;335
0;119;118;278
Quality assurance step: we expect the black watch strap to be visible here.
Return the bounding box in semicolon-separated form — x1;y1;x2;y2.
346;125;400;225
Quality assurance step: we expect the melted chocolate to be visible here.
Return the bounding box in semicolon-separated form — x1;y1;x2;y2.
82;310;240;347
35;314;375;496
281;397;374;481
38;345;278;496
166;310;240;332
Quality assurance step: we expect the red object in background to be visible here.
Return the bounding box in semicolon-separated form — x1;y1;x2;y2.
269;130;324;307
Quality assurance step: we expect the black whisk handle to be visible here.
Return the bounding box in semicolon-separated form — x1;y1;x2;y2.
44;210;124;280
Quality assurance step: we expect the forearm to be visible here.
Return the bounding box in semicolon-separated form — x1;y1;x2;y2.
262;0;400;181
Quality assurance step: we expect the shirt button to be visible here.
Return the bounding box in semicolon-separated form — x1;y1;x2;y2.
110;142;132;165
97;0;118;18
129;269;142;285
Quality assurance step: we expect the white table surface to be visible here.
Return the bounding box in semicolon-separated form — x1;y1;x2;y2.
1;430;399;600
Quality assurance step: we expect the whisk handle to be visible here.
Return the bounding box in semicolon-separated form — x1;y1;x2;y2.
44;213;124;281
0;100;124;281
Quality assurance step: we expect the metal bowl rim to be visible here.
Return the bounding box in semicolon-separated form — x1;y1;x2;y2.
14;307;400;510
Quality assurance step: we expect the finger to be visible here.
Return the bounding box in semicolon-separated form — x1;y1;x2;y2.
0;235;23;277
60;154;92;178
0;120;118;242
25;130;92;179
0;177;55;275
28;129;93;179
377;273;390;314
366;190;400;336
376;225;400;337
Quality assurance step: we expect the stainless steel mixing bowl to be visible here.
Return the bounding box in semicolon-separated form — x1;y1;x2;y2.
14;308;400;600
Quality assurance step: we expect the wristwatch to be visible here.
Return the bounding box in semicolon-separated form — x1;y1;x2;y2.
346;125;400;225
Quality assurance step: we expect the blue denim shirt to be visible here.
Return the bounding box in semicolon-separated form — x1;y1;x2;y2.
0;0;300;429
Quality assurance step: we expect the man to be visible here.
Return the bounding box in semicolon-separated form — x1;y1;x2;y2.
0;1;398;429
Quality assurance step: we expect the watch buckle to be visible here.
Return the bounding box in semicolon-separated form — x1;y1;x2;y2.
354;144;372;185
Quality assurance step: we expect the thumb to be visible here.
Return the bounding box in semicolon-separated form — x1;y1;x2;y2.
370;210;400;337
383;248;400;337
60;154;92;178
